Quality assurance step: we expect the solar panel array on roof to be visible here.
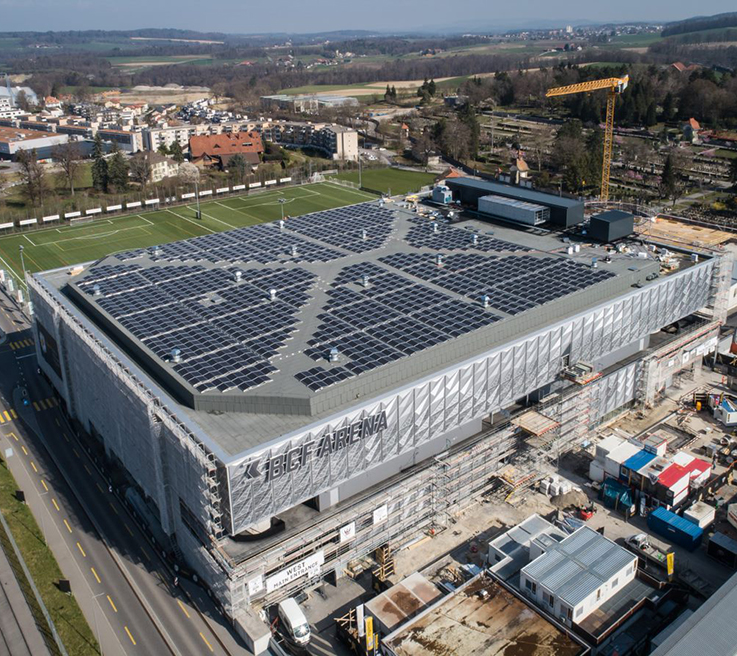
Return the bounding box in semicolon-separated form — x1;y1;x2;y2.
380;251;615;315
295;261;501;391
78;262;315;392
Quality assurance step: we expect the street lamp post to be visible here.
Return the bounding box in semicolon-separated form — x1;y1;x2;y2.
195;180;201;220
278;197;287;222
39;489;49;545
18;244;26;283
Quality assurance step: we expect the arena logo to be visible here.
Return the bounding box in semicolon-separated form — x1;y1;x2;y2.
244;410;388;482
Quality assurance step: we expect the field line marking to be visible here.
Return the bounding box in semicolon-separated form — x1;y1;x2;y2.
165;208;217;233
0;252;24;286
323;181;377;200
23;234;38;246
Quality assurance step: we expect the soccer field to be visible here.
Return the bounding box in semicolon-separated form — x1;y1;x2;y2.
0;182;376;287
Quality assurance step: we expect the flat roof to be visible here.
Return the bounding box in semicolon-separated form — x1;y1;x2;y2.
521;526;636;608
0;125;58;142
446;177;583;209
39;200;677;457
383;575;586;656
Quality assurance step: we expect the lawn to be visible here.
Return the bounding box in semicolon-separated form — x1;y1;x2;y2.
333;168;436;196
0;182;376;286
608;32;663;47
0;460;98;655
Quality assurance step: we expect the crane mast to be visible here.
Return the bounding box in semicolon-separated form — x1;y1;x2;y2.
546;75;629;203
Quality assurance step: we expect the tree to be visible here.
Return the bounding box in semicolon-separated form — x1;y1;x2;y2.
107;145;129;193
52;141;83;196
169;141;185;164
91;134;108;193
645;101;658;127
157;143;170;156
228;154;247;183
458;103;480;160
129;153;152;189
660;153;678;203
178;162;200;187
729;157;737;185
16;149;48;207
411;132;434;169
441;118;471;161
427;79;437;97
585;128;604;192
15;90;30;112
384;85;392;103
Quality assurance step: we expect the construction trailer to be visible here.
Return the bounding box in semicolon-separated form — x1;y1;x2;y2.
648;507;703;552
477;194;550;226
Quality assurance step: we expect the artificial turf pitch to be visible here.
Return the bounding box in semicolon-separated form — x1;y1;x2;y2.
0;182;376;287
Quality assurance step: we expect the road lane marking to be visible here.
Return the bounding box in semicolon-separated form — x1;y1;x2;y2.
84;465;92;475
96;483;104;493
2;411;9;421
0;415;4;424
124;524;134;537
9;432;18;441
40;479;48;491
39;400;48;411
32;402;40;412
72;448;80;459
55;418;60;427
63;433;69;442
177;599;190;618
63;519;72;533
200;632;214;652
109;503;118;516
10;409;17;420
124;626;136;645
107;595;117;613
76;542;86;557
91;567;101;584
141;547;150;561
52;498;60;511
21;446;27;455
30;462;37;472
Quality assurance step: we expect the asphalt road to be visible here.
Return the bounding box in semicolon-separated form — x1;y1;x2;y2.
0;295;248;656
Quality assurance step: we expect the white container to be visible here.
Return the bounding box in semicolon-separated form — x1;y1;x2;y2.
540;479;551;495
589;460;605;483
683;502;716;529
549;483;560;496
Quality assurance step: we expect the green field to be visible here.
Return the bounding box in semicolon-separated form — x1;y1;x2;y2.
0;182;375;287
334;168;436;195
609;32;663;47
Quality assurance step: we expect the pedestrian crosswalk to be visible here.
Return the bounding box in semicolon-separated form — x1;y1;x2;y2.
0;409;18;424
32;398;58;412
9;338;34;350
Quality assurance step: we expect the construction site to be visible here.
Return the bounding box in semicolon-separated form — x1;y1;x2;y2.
21;152;737;654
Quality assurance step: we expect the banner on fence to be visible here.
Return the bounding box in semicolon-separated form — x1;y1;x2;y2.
280;177;292;183
19;218;38;226
232;184;246;191
216;187;229;194
264;179;277;186
85;208;102;215
65;211;81;219
144;198;160;206
106;204;122;212
0;222;13;230
181;192;196;199
249;182;262;189
42;214;61;223
126;201;142;209
199;190;213;197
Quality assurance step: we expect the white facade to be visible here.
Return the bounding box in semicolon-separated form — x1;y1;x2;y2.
520;526;638;625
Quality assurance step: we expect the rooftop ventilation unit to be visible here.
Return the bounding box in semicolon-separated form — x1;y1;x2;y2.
170;348;182;363
591;257;598;269
93;284;101;296
436;253;444;267
279;219;285;230
481;294;490;308
291;244;298;257
269;288;277;301
432;221;438;233
361;274;370;288
361;228;368;241
233;270;242;283
151;245;162;257
472;234;479;245
328;347;340;363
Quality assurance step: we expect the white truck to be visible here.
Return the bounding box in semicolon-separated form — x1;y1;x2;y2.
277;598;311;647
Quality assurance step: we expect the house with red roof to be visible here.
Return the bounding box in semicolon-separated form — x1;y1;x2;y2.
189;131;264;170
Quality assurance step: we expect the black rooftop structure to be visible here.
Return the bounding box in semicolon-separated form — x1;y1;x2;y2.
589;210;635;243
445;177;584;227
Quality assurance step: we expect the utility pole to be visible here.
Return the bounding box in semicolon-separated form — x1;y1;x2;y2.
18;244;26;283
194;180;201;220
278;197;287;221
358;153;363;189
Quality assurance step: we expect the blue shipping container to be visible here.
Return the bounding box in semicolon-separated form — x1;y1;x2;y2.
648;506;703;551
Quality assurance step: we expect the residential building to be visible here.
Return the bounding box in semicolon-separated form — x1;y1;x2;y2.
189;131;263;169
0;126;69;160
271;122;358;161
520;526;638;626
0;98;24;120
260;94;358;114
96;128;143;153
131;151;180;183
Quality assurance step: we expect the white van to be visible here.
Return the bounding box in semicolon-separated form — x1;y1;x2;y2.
277;598;311;646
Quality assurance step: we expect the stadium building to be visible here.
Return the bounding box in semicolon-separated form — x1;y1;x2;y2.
26;185;731;646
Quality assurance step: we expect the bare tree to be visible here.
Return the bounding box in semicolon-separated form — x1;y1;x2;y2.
52;141;83;195
16;149;49;207
441;118;471;161
129;153;153;189
411;132;434;169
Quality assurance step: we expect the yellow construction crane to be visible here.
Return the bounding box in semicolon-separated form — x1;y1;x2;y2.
546;75;629;203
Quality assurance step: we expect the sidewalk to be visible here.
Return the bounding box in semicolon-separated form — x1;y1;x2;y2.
0;538;51;656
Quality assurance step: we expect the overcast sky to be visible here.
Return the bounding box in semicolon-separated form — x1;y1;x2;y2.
2;0;735;33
